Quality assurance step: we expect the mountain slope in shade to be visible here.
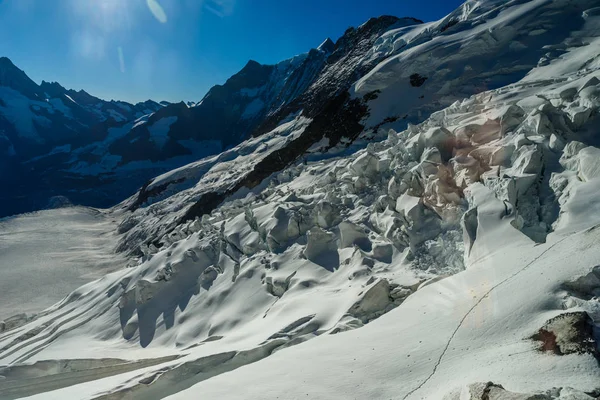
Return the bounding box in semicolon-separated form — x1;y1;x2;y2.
0;23;385;217
1;1;600;399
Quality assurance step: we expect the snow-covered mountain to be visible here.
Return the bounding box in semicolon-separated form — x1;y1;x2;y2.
0;33;351;217
0;57;163;154
1;0;600;399
0;57;164;216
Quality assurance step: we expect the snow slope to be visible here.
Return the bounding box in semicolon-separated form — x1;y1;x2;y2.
1;0;600;399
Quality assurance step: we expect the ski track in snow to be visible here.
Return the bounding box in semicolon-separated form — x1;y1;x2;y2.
402;230;580;399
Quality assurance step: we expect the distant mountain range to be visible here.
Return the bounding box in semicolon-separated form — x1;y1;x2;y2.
0;32;340;216
2;0;592;219
0;20;393;217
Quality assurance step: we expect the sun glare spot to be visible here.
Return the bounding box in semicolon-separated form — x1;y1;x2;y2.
69;0;132;32
72;31;106;60
147;0;168;24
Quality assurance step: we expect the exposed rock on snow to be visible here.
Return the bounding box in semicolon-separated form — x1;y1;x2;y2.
531;312;599;359
409;73;427;88
443;382;598;400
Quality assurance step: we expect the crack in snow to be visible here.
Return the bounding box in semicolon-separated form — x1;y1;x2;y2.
401;233;576;400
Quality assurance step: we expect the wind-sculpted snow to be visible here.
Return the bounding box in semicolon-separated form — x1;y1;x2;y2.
354;0;597;133
2;0;600;398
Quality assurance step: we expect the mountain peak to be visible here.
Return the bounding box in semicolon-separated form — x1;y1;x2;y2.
39;80;67;98
64;88;102;106
0;57;42;99
317;37;335;54
244;59;263;68
0;56;16;68
40;80;65;89
0;57;26;76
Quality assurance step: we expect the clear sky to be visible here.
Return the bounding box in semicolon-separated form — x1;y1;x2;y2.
0;0;464;104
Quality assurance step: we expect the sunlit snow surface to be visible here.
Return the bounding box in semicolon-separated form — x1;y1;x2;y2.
2;1;600;399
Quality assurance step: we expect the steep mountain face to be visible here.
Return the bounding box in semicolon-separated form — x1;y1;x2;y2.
253;16;424;136
0;58;163;155
2;1;600;399
0;57;43;100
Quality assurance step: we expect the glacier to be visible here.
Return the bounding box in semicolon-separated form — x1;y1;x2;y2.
1;0;600;399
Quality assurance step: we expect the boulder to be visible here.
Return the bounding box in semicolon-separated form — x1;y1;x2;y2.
530;312;598;359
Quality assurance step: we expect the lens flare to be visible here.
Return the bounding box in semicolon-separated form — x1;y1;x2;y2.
146;0;168;24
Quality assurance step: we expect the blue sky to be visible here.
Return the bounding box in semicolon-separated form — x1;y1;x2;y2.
0;0;464;104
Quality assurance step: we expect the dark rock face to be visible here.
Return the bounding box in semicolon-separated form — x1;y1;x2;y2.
0;57;43;100
410;73;428;87
530;312;598;360
180;91;369;223
317;38;336;53
440;19;459;32
255;16;419;137
128;177;187;212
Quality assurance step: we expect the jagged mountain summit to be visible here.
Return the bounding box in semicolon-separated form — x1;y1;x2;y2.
0;56;163;216
1;0;600;399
